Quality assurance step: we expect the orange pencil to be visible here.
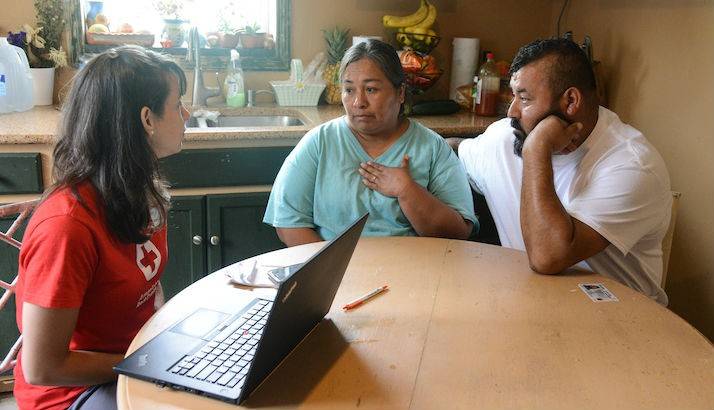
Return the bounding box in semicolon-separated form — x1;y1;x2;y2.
342;285;389;310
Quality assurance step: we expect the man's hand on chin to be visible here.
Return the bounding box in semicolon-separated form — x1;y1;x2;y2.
524;116;583;155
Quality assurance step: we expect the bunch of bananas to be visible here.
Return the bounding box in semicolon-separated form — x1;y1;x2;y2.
383;0;438;48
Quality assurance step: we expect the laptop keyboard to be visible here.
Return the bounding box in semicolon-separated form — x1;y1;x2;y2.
168;299;273;389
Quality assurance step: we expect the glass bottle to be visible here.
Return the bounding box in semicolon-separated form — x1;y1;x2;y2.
473;52;500;116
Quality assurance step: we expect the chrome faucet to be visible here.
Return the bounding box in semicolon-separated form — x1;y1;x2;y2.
187;27;222;107
246;89;275;107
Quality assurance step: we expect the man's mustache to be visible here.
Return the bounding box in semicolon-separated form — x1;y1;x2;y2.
511;117;526;140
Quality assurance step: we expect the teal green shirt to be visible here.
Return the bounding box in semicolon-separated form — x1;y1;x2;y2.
263;116;477;240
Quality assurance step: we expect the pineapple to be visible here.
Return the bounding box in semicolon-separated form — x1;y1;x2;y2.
322;26;350;104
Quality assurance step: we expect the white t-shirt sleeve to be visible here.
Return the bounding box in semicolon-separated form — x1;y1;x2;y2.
458;118;513;195
567;164;670;256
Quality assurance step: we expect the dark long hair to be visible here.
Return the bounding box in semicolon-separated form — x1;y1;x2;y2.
52;45;186;244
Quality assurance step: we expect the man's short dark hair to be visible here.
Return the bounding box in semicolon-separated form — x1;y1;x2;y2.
509;38;596;98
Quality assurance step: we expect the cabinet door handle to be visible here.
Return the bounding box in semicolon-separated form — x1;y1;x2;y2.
210;235;220;246
192;235;203;245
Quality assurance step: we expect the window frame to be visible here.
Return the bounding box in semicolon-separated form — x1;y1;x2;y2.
66;0;291;71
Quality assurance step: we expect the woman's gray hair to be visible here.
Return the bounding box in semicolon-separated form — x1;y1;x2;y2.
339;39;405;89
339;39;406;116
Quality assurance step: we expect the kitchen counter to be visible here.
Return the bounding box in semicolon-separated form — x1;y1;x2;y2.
0;104;498;145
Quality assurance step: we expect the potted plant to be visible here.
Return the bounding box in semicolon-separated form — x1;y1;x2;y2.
215;14;239;49
7;0;67;106
152;0;190;47
239;22;267;49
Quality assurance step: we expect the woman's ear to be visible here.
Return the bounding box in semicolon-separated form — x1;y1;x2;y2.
399;83;406;104
140;106;154;136
561;87;583;116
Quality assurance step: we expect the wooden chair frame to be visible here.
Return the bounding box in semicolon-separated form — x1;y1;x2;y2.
0;199;39;375
660;191;681;289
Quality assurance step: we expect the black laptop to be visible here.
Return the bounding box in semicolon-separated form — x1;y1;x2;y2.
114;213;369;404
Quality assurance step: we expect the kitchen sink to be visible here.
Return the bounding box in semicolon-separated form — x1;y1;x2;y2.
187;115;305;128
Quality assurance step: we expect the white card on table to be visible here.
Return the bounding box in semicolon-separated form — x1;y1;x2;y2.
578;283;619;302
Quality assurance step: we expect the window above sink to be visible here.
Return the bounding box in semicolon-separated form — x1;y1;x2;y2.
66;0;291;71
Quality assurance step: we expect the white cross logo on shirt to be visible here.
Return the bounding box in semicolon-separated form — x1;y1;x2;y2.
136;240;161;281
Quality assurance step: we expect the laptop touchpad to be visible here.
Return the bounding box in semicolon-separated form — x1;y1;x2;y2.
170;308;229;338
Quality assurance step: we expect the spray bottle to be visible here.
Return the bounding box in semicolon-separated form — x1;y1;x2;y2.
223;50;245;107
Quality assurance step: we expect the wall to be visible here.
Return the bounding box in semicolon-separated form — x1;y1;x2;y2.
553;0;714;340
0;1;34;35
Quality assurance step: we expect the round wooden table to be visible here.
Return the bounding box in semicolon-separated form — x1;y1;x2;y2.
118;237;714;409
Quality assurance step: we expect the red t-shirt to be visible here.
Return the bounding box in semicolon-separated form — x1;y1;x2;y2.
13;182;167;410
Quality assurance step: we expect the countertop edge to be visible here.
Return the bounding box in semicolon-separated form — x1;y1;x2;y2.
0;105;497;145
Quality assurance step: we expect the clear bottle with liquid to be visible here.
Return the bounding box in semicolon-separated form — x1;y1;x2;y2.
223;50;245;107
472;52;500;116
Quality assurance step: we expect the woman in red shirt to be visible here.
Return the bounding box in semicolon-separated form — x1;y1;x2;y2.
14;45;189;410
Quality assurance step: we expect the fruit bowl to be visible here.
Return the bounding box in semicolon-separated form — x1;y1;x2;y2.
404;69;443;94
399;50;442;94
395;32;440;54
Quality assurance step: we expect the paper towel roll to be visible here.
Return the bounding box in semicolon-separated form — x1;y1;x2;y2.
449;37;480;100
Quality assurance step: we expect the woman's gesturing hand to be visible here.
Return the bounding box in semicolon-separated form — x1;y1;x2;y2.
359;155;415;198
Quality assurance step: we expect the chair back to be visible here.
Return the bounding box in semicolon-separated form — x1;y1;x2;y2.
660;192;681;288
0;199;39;376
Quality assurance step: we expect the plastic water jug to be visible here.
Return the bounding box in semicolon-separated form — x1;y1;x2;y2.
0;37;34;114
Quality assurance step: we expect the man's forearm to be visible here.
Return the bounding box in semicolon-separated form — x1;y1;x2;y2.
521;142;576;273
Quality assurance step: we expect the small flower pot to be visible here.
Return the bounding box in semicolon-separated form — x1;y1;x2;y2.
30;67;55;106
205;31;220;48
239;33;267;49
219;33;239;49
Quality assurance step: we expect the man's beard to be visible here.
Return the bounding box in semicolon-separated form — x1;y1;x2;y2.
512;109;571;157
512;118;528;157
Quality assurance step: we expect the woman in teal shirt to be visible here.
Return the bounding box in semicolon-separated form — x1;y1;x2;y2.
264;39;477;246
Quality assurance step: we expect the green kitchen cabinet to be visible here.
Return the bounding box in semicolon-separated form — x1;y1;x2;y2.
162;192;284;301
162;196;207;301
206;192;284;271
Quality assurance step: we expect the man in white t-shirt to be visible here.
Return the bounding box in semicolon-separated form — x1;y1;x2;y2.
451;39;671;304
